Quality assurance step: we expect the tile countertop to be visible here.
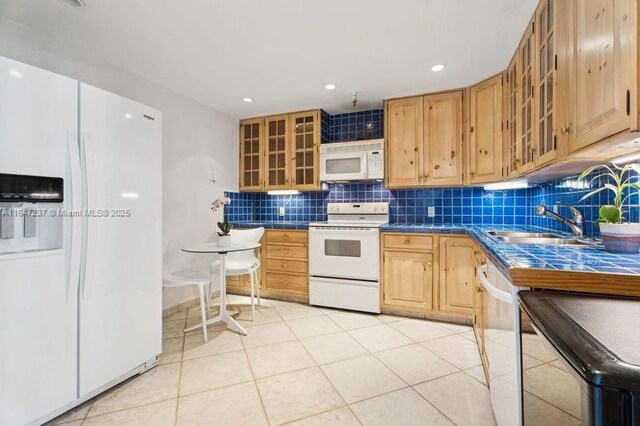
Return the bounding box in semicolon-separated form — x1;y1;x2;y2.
231;221;640;296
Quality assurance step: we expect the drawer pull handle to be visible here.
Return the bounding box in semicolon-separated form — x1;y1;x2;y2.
283;234;289;239
282;264;288;268
405;239;410;244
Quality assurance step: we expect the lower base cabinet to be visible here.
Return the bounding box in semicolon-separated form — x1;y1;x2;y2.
227;229;309;300
472;246;490;384
382;250;434;311
438;236;475;316
381;233;474;321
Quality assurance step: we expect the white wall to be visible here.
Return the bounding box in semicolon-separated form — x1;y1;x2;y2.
0;17;239;310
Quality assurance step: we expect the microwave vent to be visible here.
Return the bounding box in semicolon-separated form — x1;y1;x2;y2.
320;139;384;154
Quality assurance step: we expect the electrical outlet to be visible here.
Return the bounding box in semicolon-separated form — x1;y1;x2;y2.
427;207;435;218
552;204;558;214
278;207;285;217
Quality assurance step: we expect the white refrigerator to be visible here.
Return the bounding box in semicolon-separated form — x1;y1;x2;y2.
0;56;162;425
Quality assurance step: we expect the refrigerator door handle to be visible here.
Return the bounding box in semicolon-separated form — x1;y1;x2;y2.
66;128;82;304
79;131;91;299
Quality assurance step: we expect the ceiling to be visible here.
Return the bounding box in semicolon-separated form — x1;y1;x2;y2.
0;0;538;118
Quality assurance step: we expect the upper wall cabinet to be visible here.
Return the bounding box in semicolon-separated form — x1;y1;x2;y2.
386;91;463;188
239;110;322;192
264;114;290;190
386;96;424;187
517;20;536;175
505;55;519;178
424;91;463;186
468;75;503;184
566;0;636;153
239;118;264;191
290;110;320;190
534;0;559;167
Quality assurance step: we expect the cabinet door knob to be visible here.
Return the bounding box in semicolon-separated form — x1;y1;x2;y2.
560;124;573;135
405;239;411;244
470;126;475;133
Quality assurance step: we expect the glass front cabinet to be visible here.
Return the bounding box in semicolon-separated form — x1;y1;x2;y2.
239;110;322;192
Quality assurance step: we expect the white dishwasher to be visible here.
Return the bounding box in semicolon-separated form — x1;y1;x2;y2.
477;261;529;426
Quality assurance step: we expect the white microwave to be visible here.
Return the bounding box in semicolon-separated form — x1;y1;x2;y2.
319;139;384;182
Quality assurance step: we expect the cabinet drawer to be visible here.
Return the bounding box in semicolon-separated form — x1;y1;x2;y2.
266;258;308;274
266;244;307;259
266;230;308;245
383;234;433;251
265;273;308;294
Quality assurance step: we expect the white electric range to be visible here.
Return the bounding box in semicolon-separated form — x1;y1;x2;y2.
308;202;389;313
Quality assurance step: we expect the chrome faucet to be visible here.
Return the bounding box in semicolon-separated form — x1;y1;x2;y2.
536;202;584;238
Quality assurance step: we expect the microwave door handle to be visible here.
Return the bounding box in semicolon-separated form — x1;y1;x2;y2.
477;264;513;304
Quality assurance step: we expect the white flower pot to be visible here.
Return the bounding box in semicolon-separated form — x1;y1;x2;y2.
599;223;640;253
217;234;231;247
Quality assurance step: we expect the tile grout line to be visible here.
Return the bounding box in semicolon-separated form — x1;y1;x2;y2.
277;311;358;425
243;303;284;426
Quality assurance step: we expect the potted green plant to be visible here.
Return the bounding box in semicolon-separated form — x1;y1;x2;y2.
578;163;640;253
217;221;232;247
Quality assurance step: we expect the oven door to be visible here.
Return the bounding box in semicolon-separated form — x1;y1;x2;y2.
320;151;367;181
309;227;379;281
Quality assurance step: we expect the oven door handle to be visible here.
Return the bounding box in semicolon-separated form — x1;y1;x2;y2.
477;264;513;304
309;227;379;234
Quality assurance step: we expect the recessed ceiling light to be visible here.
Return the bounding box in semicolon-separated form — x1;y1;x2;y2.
242;97;253;103
9;69;22;78
124;113;132;119
431;64;445;72
324;83;336;90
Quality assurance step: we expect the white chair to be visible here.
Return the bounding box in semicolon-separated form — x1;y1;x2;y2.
162;238;219;343
210;227;264;320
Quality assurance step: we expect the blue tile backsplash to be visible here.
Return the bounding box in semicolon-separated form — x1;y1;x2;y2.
529;171;640;237
225;183;529;226
326;109;384;142
225;168;640;238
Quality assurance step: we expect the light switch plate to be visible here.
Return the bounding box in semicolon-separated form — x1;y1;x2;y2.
427;207;435;218
278;207;285;217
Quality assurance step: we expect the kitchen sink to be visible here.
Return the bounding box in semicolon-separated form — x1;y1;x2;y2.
486;231;597;246
487;231;562;239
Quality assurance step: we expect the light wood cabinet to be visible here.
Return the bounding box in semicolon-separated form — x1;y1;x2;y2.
438;236;474;318
264;229;308;298
386;96;424;187
264;114;290;190
468;75;503;184
566;0;635;153
424;91;463;186
228;230;308;300
505;56;519;178
290;110;320;190
517;21;537;174
382;250;434;312
534;0;559;167
472;246;489;383
239;118;264;191
240;110;321;192
381;233;475;321
386;91;463;188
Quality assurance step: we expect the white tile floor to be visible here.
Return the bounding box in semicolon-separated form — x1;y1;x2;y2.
51;296;496;426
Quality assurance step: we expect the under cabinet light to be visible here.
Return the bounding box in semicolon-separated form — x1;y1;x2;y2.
612;152;640;165
267;190;300;196
484;181;529;191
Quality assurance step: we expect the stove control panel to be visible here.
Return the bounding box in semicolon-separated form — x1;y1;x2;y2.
327;202;389;215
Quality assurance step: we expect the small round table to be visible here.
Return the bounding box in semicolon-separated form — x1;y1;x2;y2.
181;241;261;336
